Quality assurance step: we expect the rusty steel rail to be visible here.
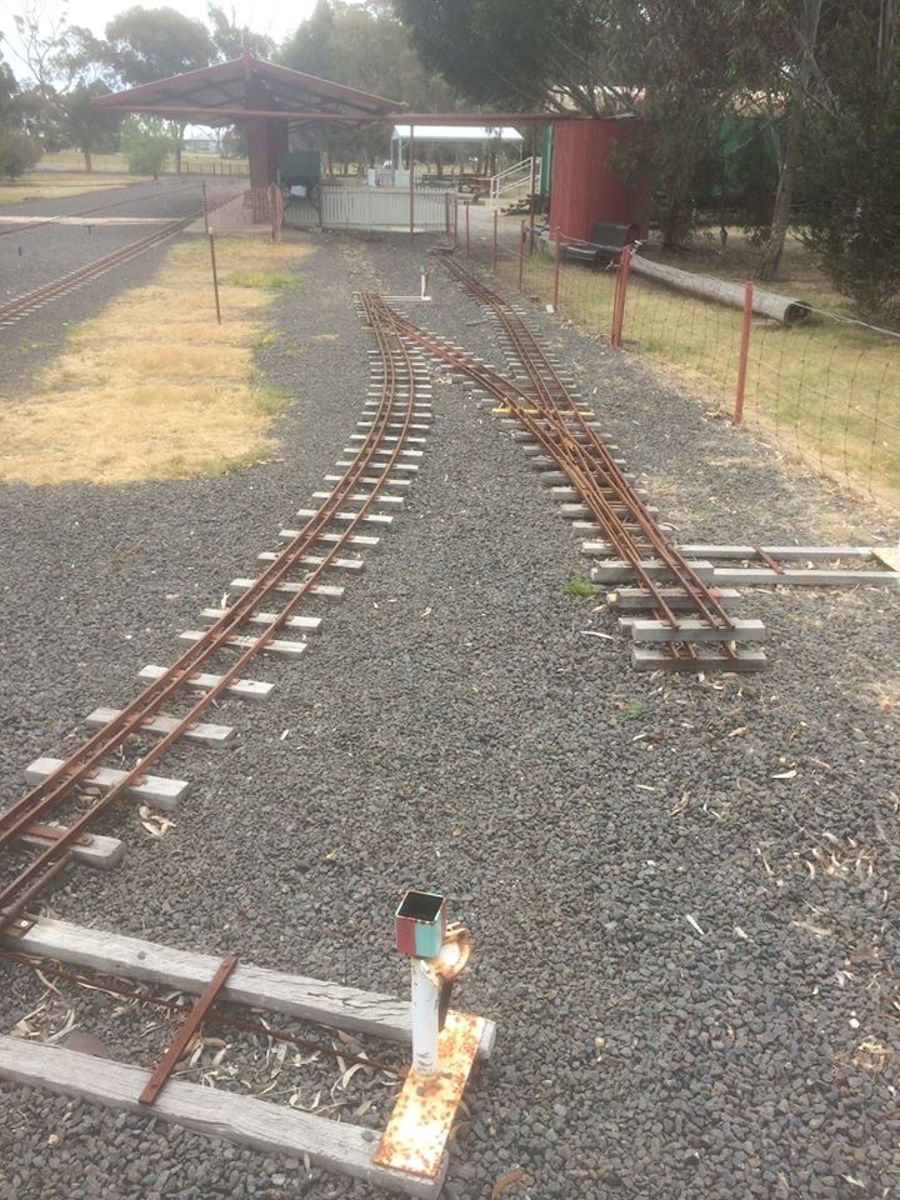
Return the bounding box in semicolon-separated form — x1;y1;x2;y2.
441;257;732;635
366;278;763;670
0;183;202;240
0;215;196;324
0;290;421;931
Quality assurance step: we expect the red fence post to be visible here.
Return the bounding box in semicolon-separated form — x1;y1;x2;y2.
734;281;754;424
553;227;561;312
518;219;525;291
491;210;498;273
611;245;633;348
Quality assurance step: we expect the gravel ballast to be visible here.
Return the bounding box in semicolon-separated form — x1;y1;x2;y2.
0;177;206;394
0;218;898;1200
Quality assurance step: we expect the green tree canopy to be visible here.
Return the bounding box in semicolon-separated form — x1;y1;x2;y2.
105;6;216;84
281;1;461;170
105;6;216;173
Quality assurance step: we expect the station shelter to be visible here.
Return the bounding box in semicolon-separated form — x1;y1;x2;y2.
94;47;650;242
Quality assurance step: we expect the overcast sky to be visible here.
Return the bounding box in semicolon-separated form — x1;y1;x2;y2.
0;0;321;74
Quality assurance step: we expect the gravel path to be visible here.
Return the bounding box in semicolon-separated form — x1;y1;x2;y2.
0;177;205;392
0;227;897;1200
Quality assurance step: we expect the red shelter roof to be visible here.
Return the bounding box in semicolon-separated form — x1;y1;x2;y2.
93;52;408;124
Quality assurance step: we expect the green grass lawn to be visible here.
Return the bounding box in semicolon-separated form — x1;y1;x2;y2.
492;225;899;502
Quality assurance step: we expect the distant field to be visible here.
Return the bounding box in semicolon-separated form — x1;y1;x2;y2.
40;150;250;176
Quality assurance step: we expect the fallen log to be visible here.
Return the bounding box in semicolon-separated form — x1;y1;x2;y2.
629;254;810;326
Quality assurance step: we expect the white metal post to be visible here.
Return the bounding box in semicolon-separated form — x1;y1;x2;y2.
410;958;440;1077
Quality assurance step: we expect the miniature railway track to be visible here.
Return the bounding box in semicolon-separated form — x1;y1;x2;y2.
0;289;428;934
372;261;766;672
0;215;196;325
0;181;201;238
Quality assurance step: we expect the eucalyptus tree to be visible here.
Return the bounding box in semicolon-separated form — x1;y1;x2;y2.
105;6;216;172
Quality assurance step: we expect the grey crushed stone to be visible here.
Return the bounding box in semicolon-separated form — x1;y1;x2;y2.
0;177;205;391
0;221;897;1200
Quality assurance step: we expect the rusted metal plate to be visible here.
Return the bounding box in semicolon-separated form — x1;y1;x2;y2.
872;546;899;571
374;1011;484;1179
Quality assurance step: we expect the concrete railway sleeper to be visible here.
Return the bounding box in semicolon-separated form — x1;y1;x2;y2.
0;291;429;934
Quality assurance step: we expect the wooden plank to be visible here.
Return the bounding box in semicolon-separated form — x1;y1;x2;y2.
0;1037;445;1199
230;577;345;600
85;706;235;746
256;551;363;572
199;607;321;633
178;631;308;659
632;645;768;673
24;757;188;812
627;617;767;643
2;919;495;1059
138;663;273;701
710;567;899;586
18;826;124;869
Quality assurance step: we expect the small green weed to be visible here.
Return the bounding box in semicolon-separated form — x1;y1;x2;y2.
225;270;303;291
252;330;281;349
619;698;648;721
253;386;293;416
562;575;597;599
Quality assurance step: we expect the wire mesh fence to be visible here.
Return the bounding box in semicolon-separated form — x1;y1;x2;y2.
464;213;899;504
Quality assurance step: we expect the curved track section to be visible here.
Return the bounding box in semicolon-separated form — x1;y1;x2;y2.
0;290;431;931
367;270;766;673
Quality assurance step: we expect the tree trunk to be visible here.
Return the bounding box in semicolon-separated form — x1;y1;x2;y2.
173;121;186;175
758;99;801;279
758;0;823;280
82;146;93;173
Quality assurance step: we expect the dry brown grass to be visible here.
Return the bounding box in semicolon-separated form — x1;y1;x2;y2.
0;238;312;484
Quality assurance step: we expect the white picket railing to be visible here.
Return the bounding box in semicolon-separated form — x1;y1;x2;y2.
319;186;453;231
489;157;540;203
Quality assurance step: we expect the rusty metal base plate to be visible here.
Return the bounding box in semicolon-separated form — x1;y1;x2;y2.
872;546;899;571
374;1011;485;1179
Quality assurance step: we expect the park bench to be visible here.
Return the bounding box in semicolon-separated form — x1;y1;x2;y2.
561;220;640;268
